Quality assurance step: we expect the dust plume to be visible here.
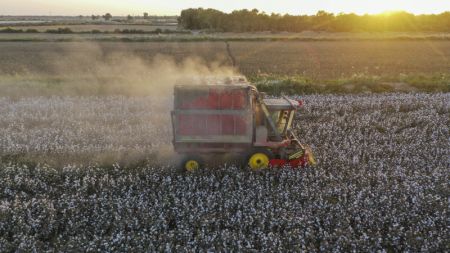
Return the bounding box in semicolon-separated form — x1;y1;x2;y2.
0;42;242;168
1;42;239;97
54;42;238;95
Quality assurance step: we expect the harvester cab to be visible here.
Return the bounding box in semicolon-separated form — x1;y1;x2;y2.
171;76;315;171
256;96;299;141
251;91;316;169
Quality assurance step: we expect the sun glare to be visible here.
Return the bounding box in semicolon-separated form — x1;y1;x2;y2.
378;10;405;16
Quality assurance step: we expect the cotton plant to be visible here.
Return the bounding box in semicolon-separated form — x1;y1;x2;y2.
0;93;448;251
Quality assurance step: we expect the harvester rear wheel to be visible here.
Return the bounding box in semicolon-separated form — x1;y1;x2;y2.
247;148;274;170
181;156;203;172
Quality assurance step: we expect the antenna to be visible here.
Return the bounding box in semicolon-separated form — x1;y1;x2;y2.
225;41;236;67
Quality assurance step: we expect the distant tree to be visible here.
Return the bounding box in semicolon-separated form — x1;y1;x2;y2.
312;10;335;31
103;13;112;21
143;12;149;19
91;15;98;20
25;28;39;33
46;28;73;34
0;28;23;33
178;8;450;33
127;15;134;21
334;13;359;32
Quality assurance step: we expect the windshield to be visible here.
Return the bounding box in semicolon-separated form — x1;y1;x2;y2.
269;110;294;135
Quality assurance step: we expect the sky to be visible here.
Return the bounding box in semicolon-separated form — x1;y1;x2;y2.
1;0;449;16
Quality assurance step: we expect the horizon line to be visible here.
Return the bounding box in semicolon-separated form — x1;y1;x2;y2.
1;10;449;17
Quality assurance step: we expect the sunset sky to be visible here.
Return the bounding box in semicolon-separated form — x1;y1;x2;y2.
1;0;449;16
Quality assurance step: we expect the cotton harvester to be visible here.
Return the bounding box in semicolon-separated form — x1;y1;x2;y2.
171;76;315;171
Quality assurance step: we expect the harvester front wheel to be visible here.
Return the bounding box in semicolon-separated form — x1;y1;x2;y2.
247;149;274;170
181;156;203;172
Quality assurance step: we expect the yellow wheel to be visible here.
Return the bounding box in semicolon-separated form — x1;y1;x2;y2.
184;159;200;172
248;152;270;170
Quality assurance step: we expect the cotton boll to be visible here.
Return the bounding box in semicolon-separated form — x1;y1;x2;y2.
0;93;448;251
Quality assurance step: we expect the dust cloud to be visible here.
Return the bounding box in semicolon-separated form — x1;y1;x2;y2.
1;42;239;97
50;42;238;96
1;42;242;168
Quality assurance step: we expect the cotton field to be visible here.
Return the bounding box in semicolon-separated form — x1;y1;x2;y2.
0;96;173;167
0;93;448;251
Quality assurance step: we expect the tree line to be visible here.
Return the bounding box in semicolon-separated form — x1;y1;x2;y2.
179;8;450;32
